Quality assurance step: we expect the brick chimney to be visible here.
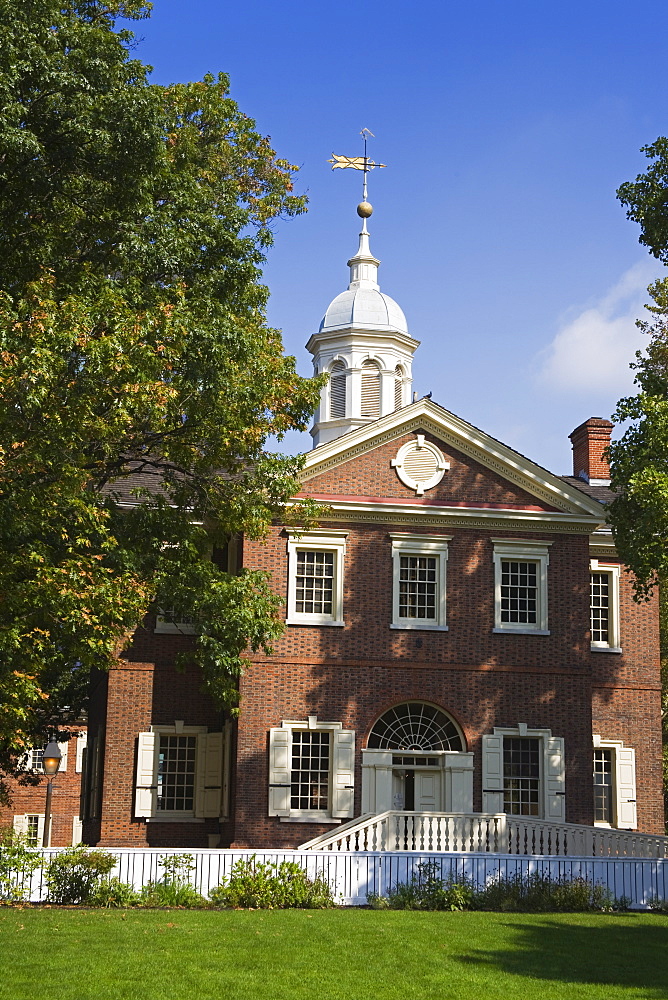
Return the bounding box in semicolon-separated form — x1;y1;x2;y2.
568;417;613;484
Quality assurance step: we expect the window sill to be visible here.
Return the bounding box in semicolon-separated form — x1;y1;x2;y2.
591;645;623;654
285;618;345;627
154;625;200;635
493;628;550;636
390;623;449;631
279;815;342;824
145;816;205;823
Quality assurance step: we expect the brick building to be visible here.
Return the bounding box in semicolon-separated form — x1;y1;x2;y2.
71;204;663;848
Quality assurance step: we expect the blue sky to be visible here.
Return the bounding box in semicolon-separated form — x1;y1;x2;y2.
131;0;668;473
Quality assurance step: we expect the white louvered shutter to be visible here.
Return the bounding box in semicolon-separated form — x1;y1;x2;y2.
75;732;87;772
331;729;356;818
195;732;223;818
13;815;28;835
545;736;566;821
135;732;158;818
360;361;380;418
616;747;637;829
481;734;505;813
58;740;69;772
403;447;439;486
330;362;346;418
220;723;232;820
72;816;83;845
268;728;291;817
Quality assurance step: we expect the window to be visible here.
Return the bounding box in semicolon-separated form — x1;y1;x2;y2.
13;814;46;846
22;741;69;773
286;530;347;626
135;722;229;821
268;717;355;822
590;560;621;652
390;534;451;630
360;359;381;418
592;736;637;829
503;737;540;816
155;610;200;634
367;702;464;751
329;360;347;419
492;539;551;634
482;725;565;821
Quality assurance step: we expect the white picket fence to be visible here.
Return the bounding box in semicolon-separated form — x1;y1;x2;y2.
299;812;668;858
9;848;668;909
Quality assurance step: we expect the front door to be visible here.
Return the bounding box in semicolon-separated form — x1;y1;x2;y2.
392;762;442;810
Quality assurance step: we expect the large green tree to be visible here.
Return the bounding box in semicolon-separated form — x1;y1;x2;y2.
0;0;321;794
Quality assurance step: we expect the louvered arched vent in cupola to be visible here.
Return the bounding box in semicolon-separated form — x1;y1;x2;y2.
329;361;347;419
360;360;381;419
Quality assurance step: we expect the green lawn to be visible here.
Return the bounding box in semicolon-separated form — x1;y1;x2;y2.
1;908;667;1000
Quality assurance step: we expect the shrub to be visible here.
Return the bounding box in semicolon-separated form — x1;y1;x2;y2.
90;877;142;908
0;828;42;902
140;853;207;908
474;871;617;913
45;846;117;904
210;856;335;909
386;862;475;911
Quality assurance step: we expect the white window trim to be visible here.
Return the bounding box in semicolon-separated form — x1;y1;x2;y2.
492;538;551;635
285;529;348;627
592;735;637;830
135;722;226;823
389;533;452;631
268;716;355;824
482;723;565;822
154;611;200;635
590;559;622;652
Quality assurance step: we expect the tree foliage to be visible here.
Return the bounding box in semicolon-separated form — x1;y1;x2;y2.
0;0;322;791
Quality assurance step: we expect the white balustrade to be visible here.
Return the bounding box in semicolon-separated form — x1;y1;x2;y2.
299;811;668;858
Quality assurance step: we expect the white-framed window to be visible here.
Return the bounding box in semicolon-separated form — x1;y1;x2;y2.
154;610;200;634
592;736;637;830
492;539;551;635
590;560;622;652
286;530;347;627
13;813;46;846
389;533;451;630
22;741;69;773
134;721;230;822
268;717;355;823
482;724;565;821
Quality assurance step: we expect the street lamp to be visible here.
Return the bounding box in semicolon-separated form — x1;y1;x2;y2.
42;742;62;848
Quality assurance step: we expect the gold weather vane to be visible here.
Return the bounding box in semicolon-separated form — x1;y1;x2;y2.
328;128;386;205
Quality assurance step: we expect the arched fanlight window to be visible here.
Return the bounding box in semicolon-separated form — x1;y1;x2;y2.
394;365;404;411
329;361;347;419
360;359;381;419
367;702;464;751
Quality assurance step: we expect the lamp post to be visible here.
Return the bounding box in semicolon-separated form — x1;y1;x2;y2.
42;742;62;848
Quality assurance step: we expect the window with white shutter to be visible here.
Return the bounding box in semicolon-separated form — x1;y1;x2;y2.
268;718;355;822
592;736;637;830
134;724;225;821
482;725;565;820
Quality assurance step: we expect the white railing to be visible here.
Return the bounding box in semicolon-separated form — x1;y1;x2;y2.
6;847;668;908
299;811;668;858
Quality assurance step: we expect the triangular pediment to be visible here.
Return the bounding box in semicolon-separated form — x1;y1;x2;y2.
300;399;605;520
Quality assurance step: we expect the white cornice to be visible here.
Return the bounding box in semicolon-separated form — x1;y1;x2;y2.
292;498;600;534
302;400;605;519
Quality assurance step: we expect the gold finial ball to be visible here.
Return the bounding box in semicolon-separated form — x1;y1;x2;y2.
357;200;373;218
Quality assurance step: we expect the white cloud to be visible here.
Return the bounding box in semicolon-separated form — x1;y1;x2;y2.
535;260;663;394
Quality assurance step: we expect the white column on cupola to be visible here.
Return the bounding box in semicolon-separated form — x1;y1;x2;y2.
305;138;420;448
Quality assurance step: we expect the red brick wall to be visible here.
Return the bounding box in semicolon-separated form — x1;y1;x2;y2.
0;727;85;847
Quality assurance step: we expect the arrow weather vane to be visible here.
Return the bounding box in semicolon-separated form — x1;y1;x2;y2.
328;128;386;204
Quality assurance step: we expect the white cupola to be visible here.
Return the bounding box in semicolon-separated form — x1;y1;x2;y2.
306;201;420;448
